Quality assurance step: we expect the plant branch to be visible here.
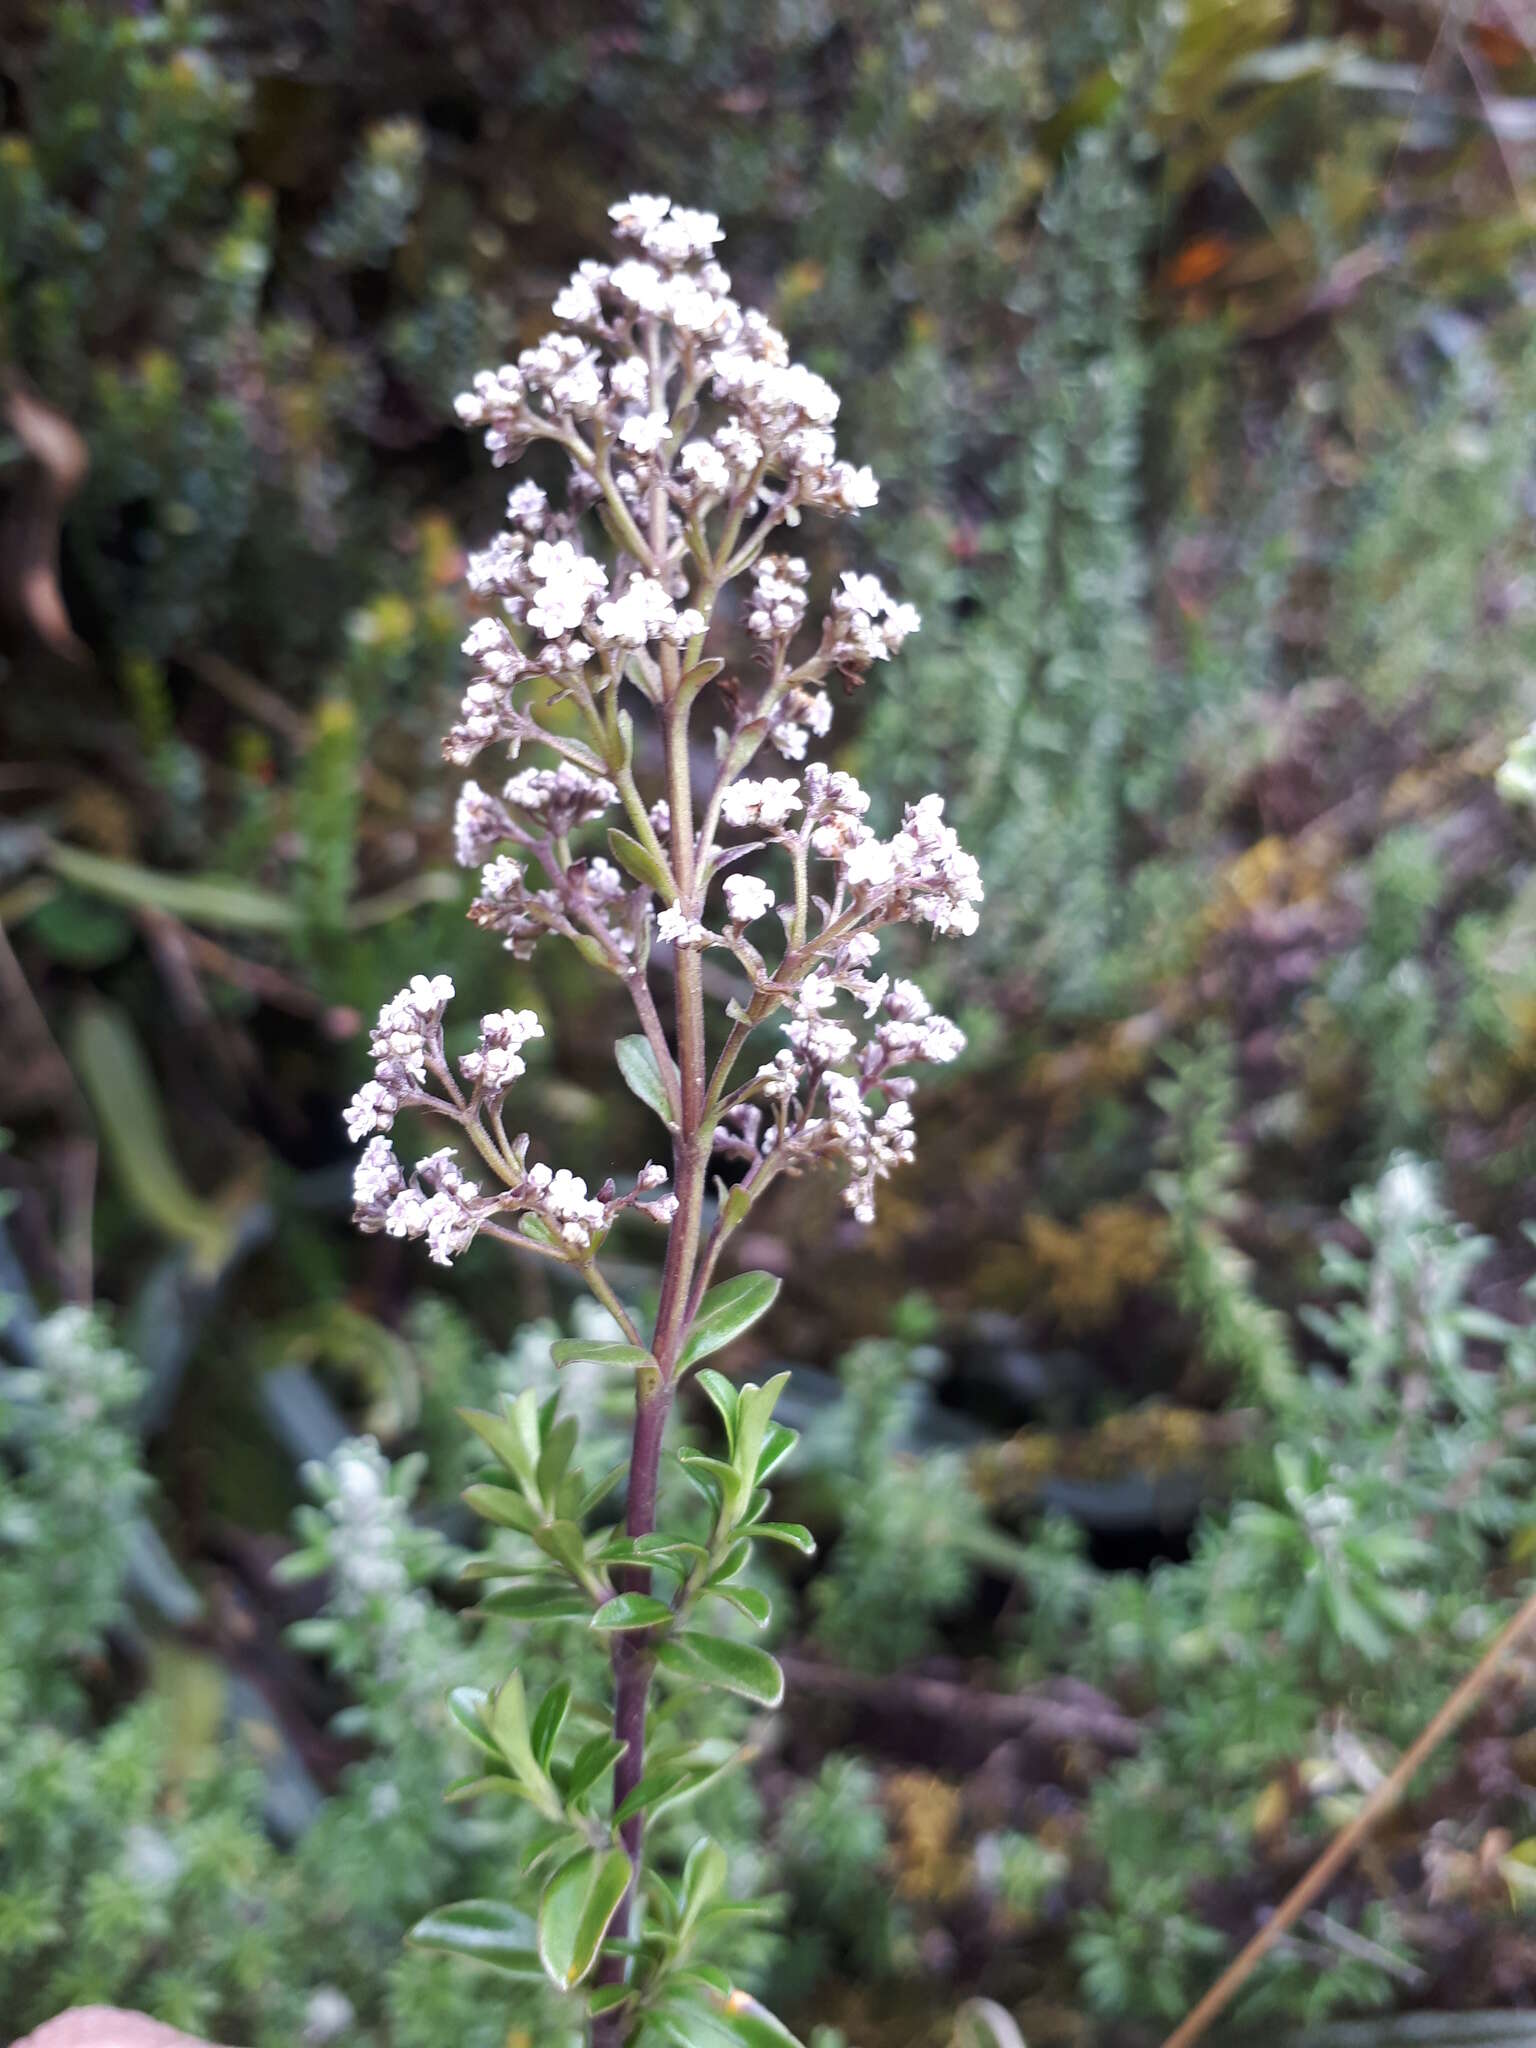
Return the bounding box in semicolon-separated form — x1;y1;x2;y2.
580;1259;645;1349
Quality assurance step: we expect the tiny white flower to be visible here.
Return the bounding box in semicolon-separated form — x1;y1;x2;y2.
619;412;670;456
344;1080;398;1142
656;904;712;948
679;440;731;495
720;777;803;830
722;873;775;926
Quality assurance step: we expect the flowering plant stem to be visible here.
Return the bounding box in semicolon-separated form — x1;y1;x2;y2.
347;192;979;2045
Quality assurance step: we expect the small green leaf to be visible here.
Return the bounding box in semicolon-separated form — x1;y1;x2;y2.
707;1583;772;1629
1321;1576;1394;1661
462;1482;541;1531
536;1413;580;1500
677;1961;734;1995
613;1751;741;1826
560;1733;628;1808
753;1422;798;1486
658;1631;784;1707
633;1532;708;1560
530;1680;572;1770
592;1592;674;1632
616;1034;678;1127
694;1369;739;1450
515;1824;573;1882
651;1988;806;2048
551;1337;656;1372
680;1273;781;1371
608;827;676;901
446;1686;498;1756
649;2001;734;2048
407;1900;543;1978
490;1672;540;1783
732;1373;791;1490
570;931;619;974
742;1521;816;1556
681;1839;729;1931
531;1519;591;1580
588;1983;634;2019
477;1584;594;1622
677;1447;742;1509
598;1533;702;1577
442;1771;525;1805
710;1537;752;1583
458;1398;540;1490
521;1212;562;1247
538;1846;633;1989
580;1460;628;1516
458;1556;526;1582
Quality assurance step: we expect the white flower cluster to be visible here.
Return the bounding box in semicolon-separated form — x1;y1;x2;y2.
469;845;639;965
593;573;704;650
446;193;909;782
720;963;964;1227
344;973;455;1138
827;571;922;670
502;763;619;834
747;554;810;641
720;777;804;831
347;981;673;1264
346;193;980;1271
713;763;982;944
459;1006;543;1094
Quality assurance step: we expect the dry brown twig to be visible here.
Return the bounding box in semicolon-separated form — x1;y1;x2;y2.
1161;1581;1536;2048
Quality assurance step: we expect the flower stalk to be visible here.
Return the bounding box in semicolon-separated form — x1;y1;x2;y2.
344;192;980;2045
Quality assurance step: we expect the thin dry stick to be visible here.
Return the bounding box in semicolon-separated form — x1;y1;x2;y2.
1161;1580;1536;2048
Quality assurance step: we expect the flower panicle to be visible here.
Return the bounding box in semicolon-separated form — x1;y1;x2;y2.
344;192;981;1257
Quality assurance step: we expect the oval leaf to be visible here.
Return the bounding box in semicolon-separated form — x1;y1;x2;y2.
707;1582;772;1629
680;1273;781;1371
743;1520;816;1556
613;1753;738;1827
446;1685;497;1756
591;1592;674;1632
462;1483;540;1531
694;1368;740;1449
408;1899;542;1978
538;1845;633;1989
608;826;676;901
657;1631;784;1707
616;1034;678;1128
458;1401;540;1488
477;1584;594;1622
530;1679;572;1770
550;1336;656;1372
560;1732;628;1809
